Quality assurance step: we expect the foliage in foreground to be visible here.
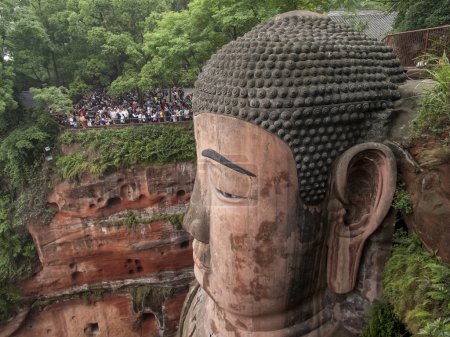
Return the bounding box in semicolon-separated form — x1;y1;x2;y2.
56;125;196;181
384;0;450;32
383;230;450;336
0;285;21;324
0;198;36;323
30;86;73;116
0;101;59;323
361;301;409;337
392;186;413;215
411;53;450;138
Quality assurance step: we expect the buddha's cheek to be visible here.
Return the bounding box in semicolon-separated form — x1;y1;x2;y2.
205;206;296;315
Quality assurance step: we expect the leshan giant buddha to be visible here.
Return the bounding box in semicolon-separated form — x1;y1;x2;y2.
178;11;405;337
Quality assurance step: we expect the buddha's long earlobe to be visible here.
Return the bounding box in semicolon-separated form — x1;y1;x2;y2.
327;142;396;294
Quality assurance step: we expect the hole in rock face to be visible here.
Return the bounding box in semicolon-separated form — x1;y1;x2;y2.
134;259;140;265
69;262;76;269
142;312;155;320
71;271;81;281
140;313;157;334
179;240;189;249
127;258;132;263
117;178;124;184
97;197;103;203
106;197;121;207
160;251;165;256
129;269;134;274
47;328;52;334
176;190;186;197
89;204;96;209
84;323;99;336
46;202;59;212
137;266;143;273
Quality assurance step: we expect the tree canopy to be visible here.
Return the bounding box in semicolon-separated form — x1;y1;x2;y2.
383;0;450;31
2;0;367;101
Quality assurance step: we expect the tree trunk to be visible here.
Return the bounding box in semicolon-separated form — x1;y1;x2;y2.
51;52;60;86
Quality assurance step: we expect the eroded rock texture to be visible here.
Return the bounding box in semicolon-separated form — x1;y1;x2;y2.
10;289;188;337
389;79;450;265
397;146;450;265
4;162;196;337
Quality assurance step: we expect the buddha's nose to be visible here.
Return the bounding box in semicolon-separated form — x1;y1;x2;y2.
183;179;209;243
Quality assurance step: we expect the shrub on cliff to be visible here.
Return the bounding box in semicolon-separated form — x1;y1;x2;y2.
361;301;408;337
0;197;37;323
392;186;413;215
383;230;450;336
56;125;196;181
411;53;450;138
0;105;59;323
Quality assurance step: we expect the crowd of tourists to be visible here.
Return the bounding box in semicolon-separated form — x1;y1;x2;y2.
61;87;193;128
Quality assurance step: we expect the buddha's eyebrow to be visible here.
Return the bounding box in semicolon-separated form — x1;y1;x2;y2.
202;149;256;177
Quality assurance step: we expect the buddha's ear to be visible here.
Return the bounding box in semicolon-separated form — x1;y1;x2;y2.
327;142;396;294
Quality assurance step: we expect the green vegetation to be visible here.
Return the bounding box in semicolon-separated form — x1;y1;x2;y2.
0;198;37;323
56;125;195;180
0;285;22;323
383;230;450;336
393;186;413;215
95;213;184;229
382;0;450;32
130;285;174;312
30;299;52;311
81;289;107;306
361;301;409;337
30;86;73;117
411;53;450;139
2;0;363;101
0;102;58;322
163;213;184;230
123;212;138;229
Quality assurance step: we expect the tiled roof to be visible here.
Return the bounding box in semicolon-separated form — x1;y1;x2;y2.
328;10;397;40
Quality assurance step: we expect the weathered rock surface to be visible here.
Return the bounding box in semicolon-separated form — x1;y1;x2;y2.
388;79;450;265
397;144;450;265
2;162;196;337
10;289;188;337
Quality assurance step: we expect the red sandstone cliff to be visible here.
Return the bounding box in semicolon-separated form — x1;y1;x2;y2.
2;162;196;337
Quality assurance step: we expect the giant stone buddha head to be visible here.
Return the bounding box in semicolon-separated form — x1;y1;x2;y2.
180;10;404;337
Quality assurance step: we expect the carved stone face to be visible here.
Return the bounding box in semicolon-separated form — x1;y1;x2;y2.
182;10;401;336
183;112;397;335
184;113;329;326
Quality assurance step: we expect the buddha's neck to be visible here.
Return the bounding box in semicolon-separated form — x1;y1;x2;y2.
202;290;338;337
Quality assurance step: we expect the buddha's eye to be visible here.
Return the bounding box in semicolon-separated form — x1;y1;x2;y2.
215;187;246;199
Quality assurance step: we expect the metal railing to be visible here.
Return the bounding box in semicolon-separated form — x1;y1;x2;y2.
383;25;450;67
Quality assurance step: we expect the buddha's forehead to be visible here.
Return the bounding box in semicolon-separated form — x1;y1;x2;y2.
193;10;405;205
195;113;297;178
